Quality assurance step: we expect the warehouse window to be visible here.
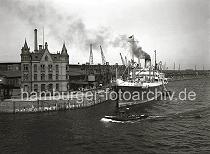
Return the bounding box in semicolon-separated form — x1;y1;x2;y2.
56;74;59;80
41;65;45;72
48;84;53;92
34;84;38;92
41;84;45;92
41;74;45;81
34;64;37;72
48;65;53;72
23;64;29;71
56;83;59;91
23;85;28;92
34;74;37;81
23;74;28;81
56;65;59;72
48;74;53;80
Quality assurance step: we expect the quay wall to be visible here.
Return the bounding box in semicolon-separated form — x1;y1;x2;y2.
163;70;210;77
163;70;210;81
0;88;112;113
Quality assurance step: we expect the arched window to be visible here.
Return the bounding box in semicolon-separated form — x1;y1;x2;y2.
45;56;48;61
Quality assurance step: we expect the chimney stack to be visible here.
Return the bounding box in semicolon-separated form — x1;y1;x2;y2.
34;29;38;52
39;45;42;51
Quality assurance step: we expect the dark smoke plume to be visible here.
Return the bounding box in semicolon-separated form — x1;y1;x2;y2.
0;0;122;51
131;40;151;60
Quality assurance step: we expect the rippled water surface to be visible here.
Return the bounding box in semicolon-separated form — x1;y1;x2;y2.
0;78;210;153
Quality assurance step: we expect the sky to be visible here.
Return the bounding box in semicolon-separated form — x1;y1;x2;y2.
0;0;209;70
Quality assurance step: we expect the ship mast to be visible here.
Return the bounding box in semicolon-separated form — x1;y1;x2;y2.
128;35;135;63
154;50;157;70
128;35;136;81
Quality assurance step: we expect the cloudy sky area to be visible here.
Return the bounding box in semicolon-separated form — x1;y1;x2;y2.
0;0;209;69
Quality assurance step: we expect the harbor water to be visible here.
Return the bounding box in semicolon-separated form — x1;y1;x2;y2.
0;78;210;153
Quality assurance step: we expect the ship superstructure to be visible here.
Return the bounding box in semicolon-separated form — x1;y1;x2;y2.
115;35;168;107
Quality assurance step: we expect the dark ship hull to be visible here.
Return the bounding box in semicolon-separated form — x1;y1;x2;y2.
114;84;164;107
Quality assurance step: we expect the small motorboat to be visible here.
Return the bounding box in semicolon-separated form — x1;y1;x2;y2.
104;110;149;122
194;114;202;119
104;114;148;122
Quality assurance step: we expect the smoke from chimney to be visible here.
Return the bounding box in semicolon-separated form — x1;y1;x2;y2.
0;0;131;52
131;41;151;60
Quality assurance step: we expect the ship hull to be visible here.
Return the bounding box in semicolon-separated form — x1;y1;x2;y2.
114;84;164;107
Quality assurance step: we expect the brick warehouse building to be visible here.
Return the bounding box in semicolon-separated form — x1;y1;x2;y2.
20;29;69;93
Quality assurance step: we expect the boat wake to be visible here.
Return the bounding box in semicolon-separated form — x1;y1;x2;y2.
100;117;129;123
100;115;166;123
100;105;210;124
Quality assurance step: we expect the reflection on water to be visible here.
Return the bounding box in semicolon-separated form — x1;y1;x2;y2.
0;78;210;153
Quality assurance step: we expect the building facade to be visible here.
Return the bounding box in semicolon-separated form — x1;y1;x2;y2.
0;62;21;71
0;62;21;88
21;29;69;93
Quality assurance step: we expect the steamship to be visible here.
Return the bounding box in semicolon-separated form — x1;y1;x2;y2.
115;35;168;107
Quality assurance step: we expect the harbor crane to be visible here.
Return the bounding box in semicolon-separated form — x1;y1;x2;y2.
100;45;106;65
125;56;127;66
120;53;125;65
89;44;93;65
